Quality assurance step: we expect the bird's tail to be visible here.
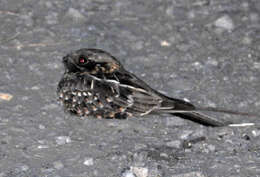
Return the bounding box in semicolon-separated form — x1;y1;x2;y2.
171;112;229;127
157;97;259;127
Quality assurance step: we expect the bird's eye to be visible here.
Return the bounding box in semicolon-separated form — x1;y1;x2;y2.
78;56;87;64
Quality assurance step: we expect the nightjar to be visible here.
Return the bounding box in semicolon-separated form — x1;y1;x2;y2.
57;48;255;127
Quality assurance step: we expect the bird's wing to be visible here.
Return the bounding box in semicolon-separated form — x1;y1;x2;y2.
101;76;163;116
103;69;196;116
115;82;163;115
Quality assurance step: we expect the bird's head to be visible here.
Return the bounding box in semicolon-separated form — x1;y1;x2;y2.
62;48;121;74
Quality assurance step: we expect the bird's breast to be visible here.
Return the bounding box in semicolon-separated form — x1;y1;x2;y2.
57;73;130;119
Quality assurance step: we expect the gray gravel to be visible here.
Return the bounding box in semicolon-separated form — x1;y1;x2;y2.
0;0;260;176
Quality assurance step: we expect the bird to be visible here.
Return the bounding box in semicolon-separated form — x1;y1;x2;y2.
57;48;257;127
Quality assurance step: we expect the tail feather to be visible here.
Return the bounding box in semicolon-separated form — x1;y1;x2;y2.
172;112;230;127
159;97;258;127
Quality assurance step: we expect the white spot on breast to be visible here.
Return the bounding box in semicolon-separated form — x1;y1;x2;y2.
72;97;77;102
96;115;102;119
76;109;83;116
59;93;63;98
92;106;97;111
97;102;104;108
106;97;113;102
85;98;92;103
77;92;82;97
64;95;69;100
84;108;90;115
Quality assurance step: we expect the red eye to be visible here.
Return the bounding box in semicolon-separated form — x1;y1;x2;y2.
79;56;87;64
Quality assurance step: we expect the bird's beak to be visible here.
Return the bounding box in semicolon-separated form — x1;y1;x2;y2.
62;55;78;73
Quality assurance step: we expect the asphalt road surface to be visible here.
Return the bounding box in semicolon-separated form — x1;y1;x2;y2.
0;0;260;176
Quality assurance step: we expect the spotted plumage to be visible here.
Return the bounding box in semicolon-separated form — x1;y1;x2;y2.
57;48;255;126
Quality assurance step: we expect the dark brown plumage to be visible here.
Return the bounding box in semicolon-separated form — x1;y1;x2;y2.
57;48;255;126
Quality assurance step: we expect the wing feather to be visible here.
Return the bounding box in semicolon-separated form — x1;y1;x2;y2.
109;82;162;116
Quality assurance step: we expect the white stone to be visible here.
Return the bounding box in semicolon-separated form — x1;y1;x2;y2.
214;15;234;31
53;161;64;170
55;136;72;145
66;8;86;23
122;170;136;177
84;158;94;166
131;166;148;177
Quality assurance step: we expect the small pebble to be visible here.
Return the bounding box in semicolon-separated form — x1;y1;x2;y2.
166;140;181;149
253;62;260;69
20;164;29;171
131;167;148;177
55;136;72;145
31;85;40;90
83;157;94;166
207;144;216;152
53;161;64;170
65;8;86;23
160;40;171;47
0;93;13;101
252;129;260;137
214;15;234;31
38;145;49;149
39;124;46;129
179;130;193;140
122;170;136;177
